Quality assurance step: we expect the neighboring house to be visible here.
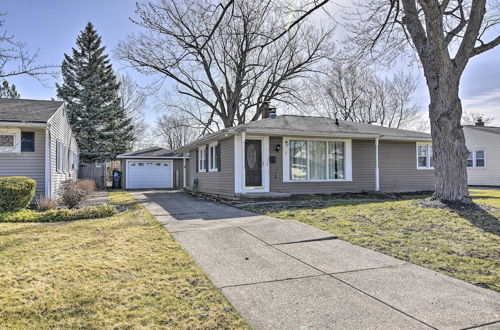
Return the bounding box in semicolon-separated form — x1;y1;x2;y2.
464;120;500;186
117;147;189;189
0;99;79;197
177;114;436;198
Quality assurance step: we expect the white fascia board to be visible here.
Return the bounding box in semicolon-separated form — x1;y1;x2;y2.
116;156;188;159
0;121;47;128
379;136;432;142
239;128;380;139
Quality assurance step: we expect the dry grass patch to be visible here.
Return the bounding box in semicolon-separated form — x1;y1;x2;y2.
0;191;249;329
244;189;500;292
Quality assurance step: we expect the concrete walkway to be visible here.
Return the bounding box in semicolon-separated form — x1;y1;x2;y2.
132;190;500;330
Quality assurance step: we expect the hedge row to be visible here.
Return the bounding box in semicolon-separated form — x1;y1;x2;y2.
0;177;36;212
0;204;117;223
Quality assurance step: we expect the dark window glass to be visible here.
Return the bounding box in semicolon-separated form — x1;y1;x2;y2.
21;132;35;152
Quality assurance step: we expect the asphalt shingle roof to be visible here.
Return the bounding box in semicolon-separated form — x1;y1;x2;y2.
464;125;500;135
117;147;184;158
0;99;64;123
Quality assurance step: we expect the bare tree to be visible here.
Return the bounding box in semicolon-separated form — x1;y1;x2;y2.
117;73;147;149
344;0;500;203
0;13;55;80
301;61;419;128
156;114;199;150
116;0;334;130
462;111;496;125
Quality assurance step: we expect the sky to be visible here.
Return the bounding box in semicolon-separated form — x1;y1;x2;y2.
2;0;500;126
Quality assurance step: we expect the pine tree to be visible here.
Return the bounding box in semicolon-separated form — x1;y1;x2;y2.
56;22;134;162
0;81;20;98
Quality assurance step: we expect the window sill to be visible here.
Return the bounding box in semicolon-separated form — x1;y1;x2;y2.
417;167;434;170
209;168;219;172
467;167;487;170
283;179;352;183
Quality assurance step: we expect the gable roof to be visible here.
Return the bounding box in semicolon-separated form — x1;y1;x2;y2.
178;115;431;152
0;98;64;123
464;125;500;135
117;147;185;159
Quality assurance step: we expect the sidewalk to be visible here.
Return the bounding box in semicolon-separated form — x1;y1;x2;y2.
133;190;500;330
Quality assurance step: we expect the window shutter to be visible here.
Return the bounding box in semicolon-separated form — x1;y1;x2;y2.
216;143;221;172
204;145;209;172
195;150;199;173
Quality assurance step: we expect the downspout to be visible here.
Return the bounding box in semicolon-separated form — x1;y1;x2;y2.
241;132;246;194
182;153;187;188
375;137;380;191
44;125;51;197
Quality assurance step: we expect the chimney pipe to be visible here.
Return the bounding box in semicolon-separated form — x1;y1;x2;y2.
269;107;277;119
475;117;485;126
335;118;339;126
260;102;270;119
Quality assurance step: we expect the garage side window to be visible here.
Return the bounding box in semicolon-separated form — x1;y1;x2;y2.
208;142;219;172
198;146;206;172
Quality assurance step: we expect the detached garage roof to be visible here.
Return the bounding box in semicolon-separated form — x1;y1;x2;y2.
0;99;64;123
117;147;185;159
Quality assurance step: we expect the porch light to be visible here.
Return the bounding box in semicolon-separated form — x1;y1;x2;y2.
276;144;281;152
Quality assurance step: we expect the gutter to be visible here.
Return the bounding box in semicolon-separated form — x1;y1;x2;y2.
116;156;188;159
0;121;48;128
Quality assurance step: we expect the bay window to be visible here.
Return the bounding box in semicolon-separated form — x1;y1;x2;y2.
287;138;350;181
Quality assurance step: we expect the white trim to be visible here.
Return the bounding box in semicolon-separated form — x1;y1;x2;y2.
198;145;207;172
241;132;246;191
0;121;47;128
234;134;270;193
117;155;186;159
125;159;174;189
183;154;187;188
375;138;380;191
0;127;21;152
234;135;243;194
467;148;487;169
282;137;353;182
416;142;434;170
44;128;51;197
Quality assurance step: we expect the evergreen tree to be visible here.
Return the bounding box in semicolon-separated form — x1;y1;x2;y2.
56;22;134;162
0;81;20;98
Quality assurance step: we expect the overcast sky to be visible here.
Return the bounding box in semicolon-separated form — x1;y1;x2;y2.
3;0;500;126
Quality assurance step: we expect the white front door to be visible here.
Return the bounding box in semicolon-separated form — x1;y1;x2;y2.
127;160;173;189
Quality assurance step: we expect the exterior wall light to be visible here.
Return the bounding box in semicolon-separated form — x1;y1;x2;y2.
276;144;281;152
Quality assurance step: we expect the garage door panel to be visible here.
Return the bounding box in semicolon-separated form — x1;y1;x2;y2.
127;160;173;189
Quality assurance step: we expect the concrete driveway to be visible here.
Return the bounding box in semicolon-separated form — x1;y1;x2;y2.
132;190;500;330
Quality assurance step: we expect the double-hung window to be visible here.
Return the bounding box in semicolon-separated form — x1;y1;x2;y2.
287;138;350;181
198;146;206;172
467;149;486;169
208;142;218;172
417;143;433;169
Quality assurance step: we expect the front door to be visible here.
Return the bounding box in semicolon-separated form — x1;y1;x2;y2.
245;139;262;187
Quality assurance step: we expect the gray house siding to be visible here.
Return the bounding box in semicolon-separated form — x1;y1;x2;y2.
270;137;377;193
0;128;46;196
48;106;79;196
188;136;235;197
379;141;435;192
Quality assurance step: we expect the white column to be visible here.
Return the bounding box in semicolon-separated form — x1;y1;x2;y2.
241;132;246;193
375;138;380;191
182;153;187;188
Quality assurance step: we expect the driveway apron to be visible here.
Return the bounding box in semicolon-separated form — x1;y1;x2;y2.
132;190;500;330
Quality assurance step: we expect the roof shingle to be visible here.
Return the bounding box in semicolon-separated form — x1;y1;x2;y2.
0;99;64;123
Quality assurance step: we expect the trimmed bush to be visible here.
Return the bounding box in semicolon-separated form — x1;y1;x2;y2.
0;204;118;223
0;176;36;212
60;179;87;209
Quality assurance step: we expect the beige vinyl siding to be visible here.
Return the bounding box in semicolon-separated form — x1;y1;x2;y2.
379;141;435;192
48;106;79;197
0;128;46;196
188;136;235;197
270;137;376;193
464;127;500;186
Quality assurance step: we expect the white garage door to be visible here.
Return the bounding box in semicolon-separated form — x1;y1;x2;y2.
127;160;173;189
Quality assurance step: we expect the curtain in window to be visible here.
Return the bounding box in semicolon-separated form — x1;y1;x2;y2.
329;141;345;179
309;141;327;180
418;145;428;167
289;140;307;180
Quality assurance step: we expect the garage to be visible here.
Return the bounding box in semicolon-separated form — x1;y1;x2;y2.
127;160;173;189
117;147;189;190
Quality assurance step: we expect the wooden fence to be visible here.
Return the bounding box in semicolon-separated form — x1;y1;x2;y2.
79;162;107;190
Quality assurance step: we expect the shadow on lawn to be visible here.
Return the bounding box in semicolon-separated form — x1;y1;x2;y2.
451;205;500;237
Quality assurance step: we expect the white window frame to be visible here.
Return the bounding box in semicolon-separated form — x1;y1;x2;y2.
467;149;486;169
208;141;218;172
416;142;434;170
283;137;352;182
198;146;206;172
0;128;21;153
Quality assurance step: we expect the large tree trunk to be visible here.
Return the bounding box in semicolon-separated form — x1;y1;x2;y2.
427;75;471;203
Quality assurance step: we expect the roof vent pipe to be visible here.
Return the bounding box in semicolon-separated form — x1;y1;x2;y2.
335;118;339;126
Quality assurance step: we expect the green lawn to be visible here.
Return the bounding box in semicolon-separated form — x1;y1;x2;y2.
0;191;249;329
244;189;500;292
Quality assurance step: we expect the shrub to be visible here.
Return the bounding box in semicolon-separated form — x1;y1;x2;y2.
0;204;118;223
60;180;87;209
0;177;36;212
76;179;95;195
35;196;58;211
